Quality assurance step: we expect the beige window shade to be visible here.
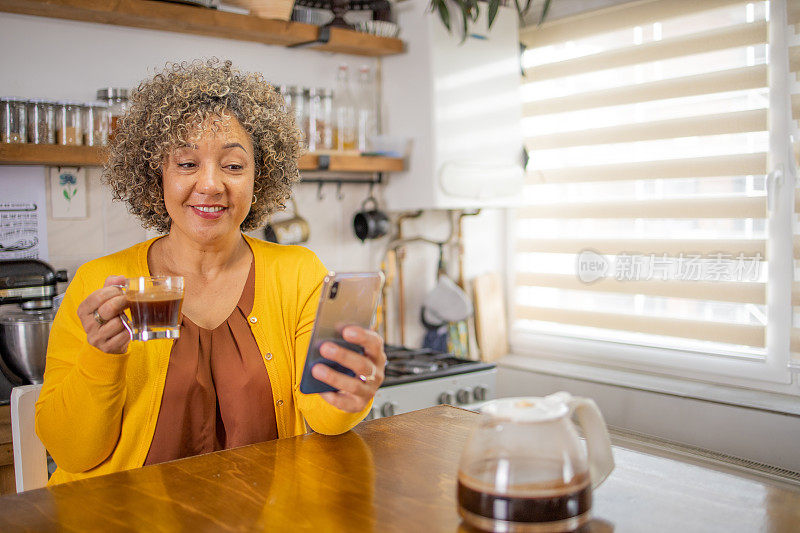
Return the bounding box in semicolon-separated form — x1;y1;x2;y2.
526;22;767;82
519;0;745;48
526;109;768;150
523;65;767;116
530;153;767;183
516;306;765;347
516;273;767;304
517;237;767;258
515;1;774;354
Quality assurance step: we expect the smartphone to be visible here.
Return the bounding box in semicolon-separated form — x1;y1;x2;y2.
299;271;385;394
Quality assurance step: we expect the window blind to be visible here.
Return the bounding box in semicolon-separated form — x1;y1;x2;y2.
515;0;780;362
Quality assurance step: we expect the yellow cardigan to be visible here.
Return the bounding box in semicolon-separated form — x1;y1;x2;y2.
36;234;371;485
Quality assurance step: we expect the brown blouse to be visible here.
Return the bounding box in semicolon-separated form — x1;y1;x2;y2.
144;262;278;465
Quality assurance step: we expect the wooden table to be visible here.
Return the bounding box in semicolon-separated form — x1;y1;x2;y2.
0;405;798;532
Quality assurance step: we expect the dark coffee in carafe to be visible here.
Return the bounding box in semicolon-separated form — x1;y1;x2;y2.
457;472;591;531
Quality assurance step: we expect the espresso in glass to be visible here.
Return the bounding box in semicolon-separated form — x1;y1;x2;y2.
122;276;184;341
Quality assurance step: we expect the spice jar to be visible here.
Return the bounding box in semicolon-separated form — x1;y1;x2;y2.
56;101;82;146
1;97;27;143
307;88;333;152
27;99;56;144
96;87;129;141
83;102;109;146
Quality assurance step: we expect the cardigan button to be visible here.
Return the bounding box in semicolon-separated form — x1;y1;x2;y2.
276;399;284;407
265;353;273;361
249;316;257;324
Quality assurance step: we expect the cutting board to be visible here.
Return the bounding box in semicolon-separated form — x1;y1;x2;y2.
473;272;508;362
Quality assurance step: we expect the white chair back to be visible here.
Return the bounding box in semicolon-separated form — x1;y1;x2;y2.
10;384;47;492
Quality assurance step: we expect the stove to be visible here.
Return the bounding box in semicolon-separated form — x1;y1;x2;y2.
368;345;496;420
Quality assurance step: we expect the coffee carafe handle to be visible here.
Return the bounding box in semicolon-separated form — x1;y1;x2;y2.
565;394;615;488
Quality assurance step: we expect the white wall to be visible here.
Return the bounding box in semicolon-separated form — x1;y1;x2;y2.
0;12;506;349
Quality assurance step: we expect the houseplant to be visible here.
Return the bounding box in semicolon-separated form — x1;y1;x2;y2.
428;0;552;41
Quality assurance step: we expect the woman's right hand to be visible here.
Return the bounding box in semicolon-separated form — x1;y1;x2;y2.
76;275;130;354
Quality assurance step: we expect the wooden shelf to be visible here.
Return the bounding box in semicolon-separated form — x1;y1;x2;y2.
309;27;404;57
0;143;404;173
299;153;404;172
0;0;404;57
0;143;106;167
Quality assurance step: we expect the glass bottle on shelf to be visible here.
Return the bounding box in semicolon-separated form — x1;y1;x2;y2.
356;65;377;153
333;65;356;152
1;97;27;143
56;101;82;146
83;102;110;146
27;99;56;144
96;88;129;141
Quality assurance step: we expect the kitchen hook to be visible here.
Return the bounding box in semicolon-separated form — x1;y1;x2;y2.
336;181;344;201
317;182;325;201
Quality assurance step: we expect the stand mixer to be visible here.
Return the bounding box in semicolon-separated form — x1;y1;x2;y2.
0;260;67;396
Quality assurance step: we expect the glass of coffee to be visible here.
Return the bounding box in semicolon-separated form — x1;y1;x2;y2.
119;276;184;341
457;393;615;532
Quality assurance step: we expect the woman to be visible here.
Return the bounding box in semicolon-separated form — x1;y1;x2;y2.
35;59;385;485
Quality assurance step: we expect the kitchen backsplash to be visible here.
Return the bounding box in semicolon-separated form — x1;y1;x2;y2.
45;167;389;278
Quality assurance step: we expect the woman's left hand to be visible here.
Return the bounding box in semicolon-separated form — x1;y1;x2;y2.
312;326;386;413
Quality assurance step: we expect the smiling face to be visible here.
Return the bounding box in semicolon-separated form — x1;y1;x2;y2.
161;114;256;246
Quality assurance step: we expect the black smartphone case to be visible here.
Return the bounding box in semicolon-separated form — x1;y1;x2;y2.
299;339;364;394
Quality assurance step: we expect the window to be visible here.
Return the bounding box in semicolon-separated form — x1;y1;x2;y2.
513;0;799;392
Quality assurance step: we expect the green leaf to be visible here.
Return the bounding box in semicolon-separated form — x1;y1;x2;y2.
71;189;78;198
435;0;452;32
487;0;499;29
63;189;70;201
460;2;470;43
539;0;552;25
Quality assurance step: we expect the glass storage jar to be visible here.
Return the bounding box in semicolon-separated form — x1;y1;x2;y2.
83;102;109;146
96;87;129;140
277;85;289;111
287;86;307;148
308;88;333;152
1;97;27;143
27;99;56;144
56;101;82;146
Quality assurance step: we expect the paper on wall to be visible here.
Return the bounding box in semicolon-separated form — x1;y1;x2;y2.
50;167;87;219
0;166;49;261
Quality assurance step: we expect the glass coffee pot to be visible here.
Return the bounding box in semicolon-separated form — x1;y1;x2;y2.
458;392;615;532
